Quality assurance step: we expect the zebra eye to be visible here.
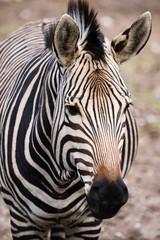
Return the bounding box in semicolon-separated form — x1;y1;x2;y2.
66;105;81;116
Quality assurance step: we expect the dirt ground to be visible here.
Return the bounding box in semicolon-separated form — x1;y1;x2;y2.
0;0;160;239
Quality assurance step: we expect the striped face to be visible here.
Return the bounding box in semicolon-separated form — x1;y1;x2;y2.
48;2;151;219
52;50;131;217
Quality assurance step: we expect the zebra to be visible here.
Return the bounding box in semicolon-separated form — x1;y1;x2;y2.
0;0;151;239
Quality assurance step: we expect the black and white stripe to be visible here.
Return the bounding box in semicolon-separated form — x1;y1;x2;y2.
0;1;140;239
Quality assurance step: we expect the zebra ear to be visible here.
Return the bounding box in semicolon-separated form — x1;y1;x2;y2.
111;12;152;64
54;14;79;67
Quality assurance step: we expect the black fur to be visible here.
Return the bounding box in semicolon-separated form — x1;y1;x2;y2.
44;23;55;51
44;0;106;63
68;0;106;63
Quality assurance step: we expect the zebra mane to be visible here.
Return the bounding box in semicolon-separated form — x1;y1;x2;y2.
67;0;106;62
44;0;106;63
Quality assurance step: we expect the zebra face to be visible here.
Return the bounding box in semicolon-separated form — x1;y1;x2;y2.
51;53;131;218
51;5;151;219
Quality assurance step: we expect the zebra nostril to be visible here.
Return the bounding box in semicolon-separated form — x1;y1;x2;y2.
116;178;128;202
91;186;99;201
121;186;128;204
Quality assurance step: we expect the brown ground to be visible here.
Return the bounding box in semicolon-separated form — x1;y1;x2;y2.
0;0;160;239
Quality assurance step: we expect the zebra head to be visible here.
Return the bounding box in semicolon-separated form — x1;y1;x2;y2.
50;1;151;219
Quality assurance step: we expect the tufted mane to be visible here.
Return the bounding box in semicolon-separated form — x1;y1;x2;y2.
45;0;106;63
67;0;106;62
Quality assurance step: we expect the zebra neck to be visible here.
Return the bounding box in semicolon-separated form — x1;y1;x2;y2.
29;58;74;185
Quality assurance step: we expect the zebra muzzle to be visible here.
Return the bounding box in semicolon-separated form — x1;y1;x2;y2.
87;177;128;219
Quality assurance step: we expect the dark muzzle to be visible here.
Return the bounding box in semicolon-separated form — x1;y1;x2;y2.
87;178;128;219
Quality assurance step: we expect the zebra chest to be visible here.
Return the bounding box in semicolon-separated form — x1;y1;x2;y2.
0;108;88;226
23;178;88;227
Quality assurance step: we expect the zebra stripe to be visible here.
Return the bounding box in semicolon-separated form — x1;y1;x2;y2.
121;106;138;177
0;0;151;239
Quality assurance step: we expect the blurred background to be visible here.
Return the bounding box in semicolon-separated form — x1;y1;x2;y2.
0;0;160;239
